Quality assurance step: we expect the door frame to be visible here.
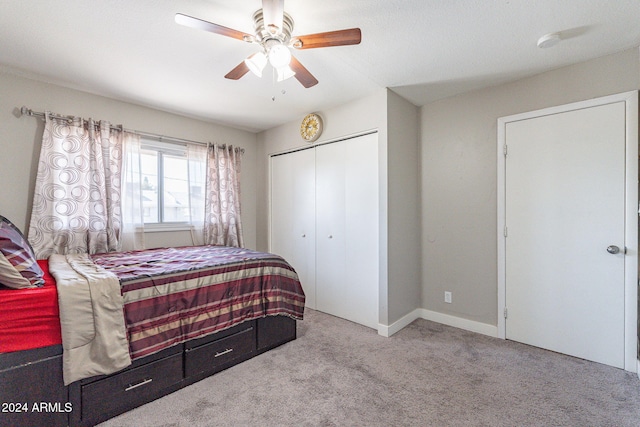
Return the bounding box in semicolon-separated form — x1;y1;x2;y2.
497;91;638;372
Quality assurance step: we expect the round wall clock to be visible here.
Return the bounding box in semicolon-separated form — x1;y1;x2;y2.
300;113;323;142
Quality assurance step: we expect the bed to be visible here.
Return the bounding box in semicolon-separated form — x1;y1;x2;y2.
0;236;305;427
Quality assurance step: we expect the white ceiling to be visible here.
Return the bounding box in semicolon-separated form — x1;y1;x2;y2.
0;0;639;133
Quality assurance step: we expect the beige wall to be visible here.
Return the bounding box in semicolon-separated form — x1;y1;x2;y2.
0;70;259;249
3;45;638;331
386;90;421;323
420;47;640;326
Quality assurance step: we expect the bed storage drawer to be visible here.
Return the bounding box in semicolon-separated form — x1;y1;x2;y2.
79;353;182;425
184;323;256;378
257;315;296;353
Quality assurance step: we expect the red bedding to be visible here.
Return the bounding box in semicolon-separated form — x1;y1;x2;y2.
0;260;62;353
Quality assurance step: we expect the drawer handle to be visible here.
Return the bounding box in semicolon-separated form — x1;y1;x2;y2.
124;378;153;392
214;348;234;358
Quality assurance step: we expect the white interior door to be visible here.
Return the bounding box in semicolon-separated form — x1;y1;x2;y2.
316;133;379;328
315;140;348;319
504;101;626;368
270;148;316;309
344;133;378;328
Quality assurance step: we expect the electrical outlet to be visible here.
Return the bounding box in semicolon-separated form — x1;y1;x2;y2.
444;291;452;304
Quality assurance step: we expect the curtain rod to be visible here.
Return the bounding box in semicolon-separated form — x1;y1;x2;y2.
19;106;244;153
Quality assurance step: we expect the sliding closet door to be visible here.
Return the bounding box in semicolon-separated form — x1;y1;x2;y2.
316;133;379;328
316;141;347;319
270;148;316;309
344;133;379;328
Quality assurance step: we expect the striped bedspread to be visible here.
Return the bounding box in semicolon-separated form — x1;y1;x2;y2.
91;245;305;360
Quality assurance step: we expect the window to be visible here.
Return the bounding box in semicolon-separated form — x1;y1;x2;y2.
140;139;205;227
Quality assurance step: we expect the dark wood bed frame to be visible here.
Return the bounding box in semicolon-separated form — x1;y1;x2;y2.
0;315;296;427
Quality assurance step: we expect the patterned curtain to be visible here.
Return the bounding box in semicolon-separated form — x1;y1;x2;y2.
28;113;136;258
203;144;244;247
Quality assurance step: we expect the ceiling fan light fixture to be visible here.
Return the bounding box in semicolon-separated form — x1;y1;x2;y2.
276;65;296;82
176;3;362;89
268;43;292;69
245;51;267;77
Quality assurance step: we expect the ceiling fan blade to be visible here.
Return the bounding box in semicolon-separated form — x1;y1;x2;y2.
293;28;361;49
175;13;251;41
224;61;250;80
290;56;318;88
262;0;284;32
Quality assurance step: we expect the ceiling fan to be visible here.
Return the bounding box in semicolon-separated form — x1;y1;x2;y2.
175;0;361;88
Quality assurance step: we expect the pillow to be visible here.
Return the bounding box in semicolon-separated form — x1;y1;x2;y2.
0;215;44;288
0;252;32;288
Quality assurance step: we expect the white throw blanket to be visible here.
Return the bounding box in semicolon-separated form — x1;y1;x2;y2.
49;254;131;385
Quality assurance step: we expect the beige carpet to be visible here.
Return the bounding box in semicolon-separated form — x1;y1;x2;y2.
100;309;640;426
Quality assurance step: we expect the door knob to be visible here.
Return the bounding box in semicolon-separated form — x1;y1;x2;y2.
606;245;620;254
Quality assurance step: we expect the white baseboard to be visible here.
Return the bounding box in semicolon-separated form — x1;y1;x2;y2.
378;309;423;337
378;308;498;338
420;309;498;337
